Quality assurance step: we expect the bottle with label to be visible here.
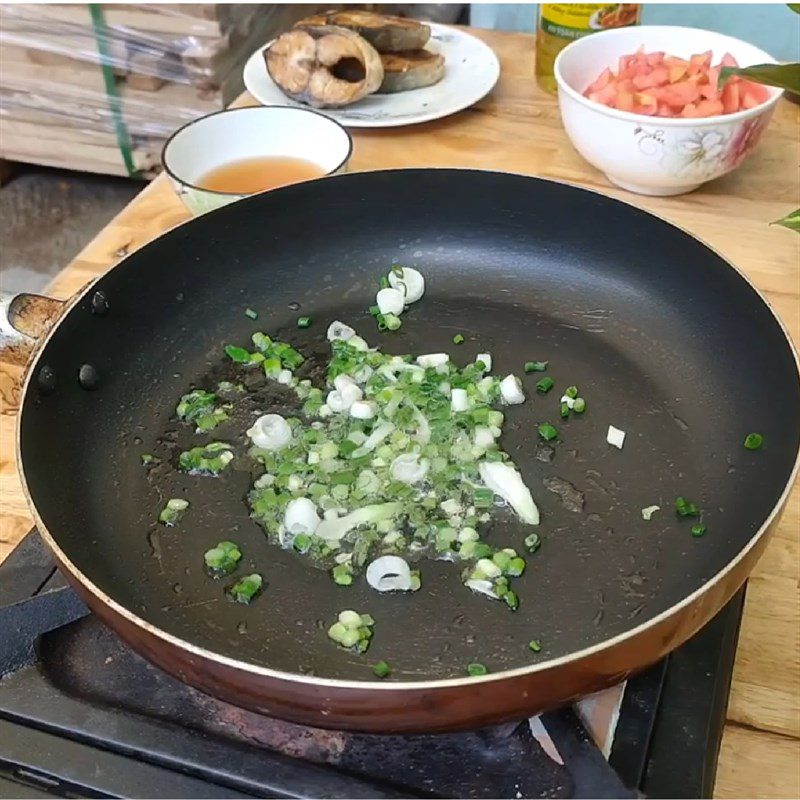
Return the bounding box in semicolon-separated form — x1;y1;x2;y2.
535;4;642;94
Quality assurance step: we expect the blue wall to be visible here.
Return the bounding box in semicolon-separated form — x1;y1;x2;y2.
469;4;800;61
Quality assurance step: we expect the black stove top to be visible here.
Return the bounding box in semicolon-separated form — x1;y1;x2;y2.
0;531;743;799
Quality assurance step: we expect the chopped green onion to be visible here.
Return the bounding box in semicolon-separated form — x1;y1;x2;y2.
473;487;494;508
158;498;188;526
141;453;158;467
383;313;402;331
504;590;519;610
372;660;391;678
744;433;763;450
204;541;242;575
297;316;312;328
332;562;354;586
179;442;233;476
506;556;526;577
675;496;700;517
565;386;579;399
560;402;570;418
224;344;252;363
467;662;488;677
369;305;381;317
524;361;548;373
528;639;542;652
379;275;390;289
328;609;374;652
245;308;258;320
538;423;558;442
536;377;554;393
228;573;263;604
453;334;465;345
292;533;312;553
524;532;541;553
572;397;586;414
691;524;707;537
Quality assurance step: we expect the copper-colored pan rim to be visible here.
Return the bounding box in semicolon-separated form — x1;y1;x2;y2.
17;168;800;692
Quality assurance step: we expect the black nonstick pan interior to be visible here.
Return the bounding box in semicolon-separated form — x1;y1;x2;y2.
20;170;800;681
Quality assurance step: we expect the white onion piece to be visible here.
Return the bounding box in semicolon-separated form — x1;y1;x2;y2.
277;369;293;385
366;555;413;592
410;406;430;445
352;422;395;456
476;353;492;372
318;404;332;418
499;374;525;405
607;425;626;449
451;388;469;412
560;394;576;410
326;382;362;413
284;497;320;538
247;414;292;451
474;426;495;449
391;453;429;484
334;374;358;392
416;353;449;369
349;335;369;351
316;503;401;541
388;267;425;303
327;320;355;342
465;579;497;598
376;287;405;316
641;505;661;521
479;461;539;525
350;400;377;419
287;475;303;492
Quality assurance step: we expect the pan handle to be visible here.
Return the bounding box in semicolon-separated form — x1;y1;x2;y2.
0;292;65;367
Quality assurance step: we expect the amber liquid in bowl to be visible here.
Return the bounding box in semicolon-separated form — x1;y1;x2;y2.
197;156;325;194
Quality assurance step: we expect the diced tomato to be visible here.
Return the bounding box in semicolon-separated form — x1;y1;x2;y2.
741;80;769;103
694;99;724;116
614;89;635;112
721;80;740;113
632;66;669;90
583;46;770;117
668;64;688;83
586;67;613;94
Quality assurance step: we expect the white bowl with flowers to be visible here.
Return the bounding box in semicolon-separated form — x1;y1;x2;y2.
554;26;783;196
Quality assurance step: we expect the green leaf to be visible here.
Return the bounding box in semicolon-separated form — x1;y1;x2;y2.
772;208;800;233
719;63;800;95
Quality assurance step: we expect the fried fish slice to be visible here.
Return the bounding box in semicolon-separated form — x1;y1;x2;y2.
266;26;384;108
296;9;430;53
378;50;445;93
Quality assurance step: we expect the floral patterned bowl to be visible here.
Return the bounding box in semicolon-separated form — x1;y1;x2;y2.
554;26;783;196
162;106;352;216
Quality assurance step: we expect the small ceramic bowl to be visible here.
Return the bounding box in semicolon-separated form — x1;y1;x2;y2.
162;106;353;215
554;26;783;196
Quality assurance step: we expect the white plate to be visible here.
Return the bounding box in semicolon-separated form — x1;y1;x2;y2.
242;24;501;128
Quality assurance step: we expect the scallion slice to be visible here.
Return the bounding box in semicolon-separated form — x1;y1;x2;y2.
536;377;554;394
466;662;488;677
538;423;558;442
524;361;548;373
743;433;763;450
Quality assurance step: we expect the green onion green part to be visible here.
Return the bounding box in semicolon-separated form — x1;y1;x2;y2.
328;609;375;652
453;334;465;345
245;308;258;320
467;662;488;677
536;377;554;393
228;573;263;604
572;397;586;414
743;433;763;450
675;496;700;518
297;316;312;328
524;532;541;553
372;660;391;678
158;498;188;526
204;541;242;575
524;361;548;373
538;423;558;442
691;524;707;537
529;639;542;652
565;386;579;399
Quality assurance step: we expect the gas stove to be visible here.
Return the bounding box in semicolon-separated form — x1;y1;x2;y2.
0;530;743;799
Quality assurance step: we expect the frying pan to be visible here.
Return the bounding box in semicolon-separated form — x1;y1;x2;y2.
5;170;799;732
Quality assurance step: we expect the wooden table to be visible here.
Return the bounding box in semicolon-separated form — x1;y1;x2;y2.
1;28;798;798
